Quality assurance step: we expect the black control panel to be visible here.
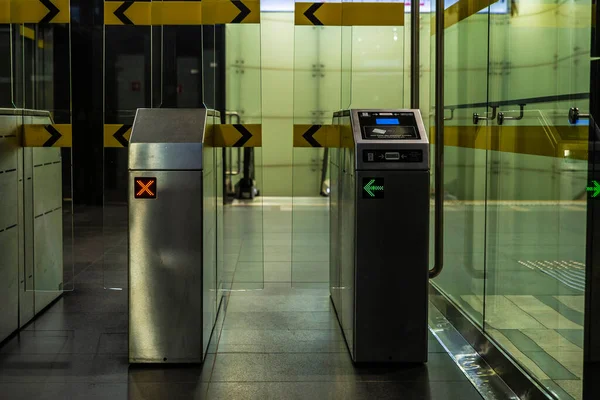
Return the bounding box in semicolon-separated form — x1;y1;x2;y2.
363;149;423;163
358;111;420;140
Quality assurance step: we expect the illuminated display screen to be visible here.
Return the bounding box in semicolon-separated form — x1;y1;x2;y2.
376;118;400;125
134;178;157;199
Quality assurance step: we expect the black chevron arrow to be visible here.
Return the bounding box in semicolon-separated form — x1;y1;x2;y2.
303;125;322;147
39;0;60;24
114;2;135;25
231;0;251;23
304;3;323;26
232;124;252;147
43;125;62;147
113;124;132;148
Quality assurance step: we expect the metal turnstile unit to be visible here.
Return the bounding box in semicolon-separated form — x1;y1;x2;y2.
330;109;430;363
128;108;221;363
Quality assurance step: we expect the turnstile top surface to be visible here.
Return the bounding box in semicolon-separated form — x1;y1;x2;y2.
334;109;429;171
128;108;219;171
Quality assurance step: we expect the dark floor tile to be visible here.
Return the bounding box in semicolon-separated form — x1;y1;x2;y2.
222;311;338;331
45;354;130;383
0;382;132;400
127;353;215;383
427;339;446;353
24;311;127;332
0;353;60;382
128;382;209;400
210;352;464;383
0;382;70;400
206;381;481;400
0;331;70;355
45;292;127;314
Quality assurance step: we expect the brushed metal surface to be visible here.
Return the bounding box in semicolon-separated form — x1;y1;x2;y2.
31;120;64;296
18;143;33;327
129;170;205;363
129;109;217;171
0;115;20;342
0;229;19;342
203;140;217;353
129;143;205;171
21;147;35;323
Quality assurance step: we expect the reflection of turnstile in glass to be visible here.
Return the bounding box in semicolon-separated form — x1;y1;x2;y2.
330;109;430;363
128;108;222;363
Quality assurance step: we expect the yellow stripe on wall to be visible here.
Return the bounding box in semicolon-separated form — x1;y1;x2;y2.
429;125;588;160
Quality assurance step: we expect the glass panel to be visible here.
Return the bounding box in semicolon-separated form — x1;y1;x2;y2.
292;6;342;288
222;21;264;291
484;1;591;399
428;2;489;327
103;25;152;290
16;22;74;294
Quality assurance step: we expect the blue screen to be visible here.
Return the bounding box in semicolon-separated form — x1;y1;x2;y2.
376;118;400;125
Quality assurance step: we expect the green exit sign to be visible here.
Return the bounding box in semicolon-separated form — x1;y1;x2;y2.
363;178;384;199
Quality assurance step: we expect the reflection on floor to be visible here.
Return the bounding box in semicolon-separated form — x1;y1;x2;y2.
0;198;490;399
436;200;586;400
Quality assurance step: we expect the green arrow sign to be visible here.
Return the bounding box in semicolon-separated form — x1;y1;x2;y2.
363;178;384;198
587;180;600;197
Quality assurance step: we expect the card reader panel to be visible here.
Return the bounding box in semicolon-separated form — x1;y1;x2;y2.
363;149;423;163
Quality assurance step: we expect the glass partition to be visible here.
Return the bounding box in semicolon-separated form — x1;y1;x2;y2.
221;20;264;291
102;23;152;290
292;3;343;288
428;0;592;398
483;2;590;398
291;0;408;288
12;22;75;295
430;4;489;328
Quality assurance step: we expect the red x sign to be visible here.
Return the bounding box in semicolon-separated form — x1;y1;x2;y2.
134;178;157;199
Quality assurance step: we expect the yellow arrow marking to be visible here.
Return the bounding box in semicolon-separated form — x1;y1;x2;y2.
103;124;132;148
293;124;341;148
104;1;151;25
22;124;72;147
295;3;404;26
105;0;260;25
10;0;70;24
214;124;262;147
203;0;260;24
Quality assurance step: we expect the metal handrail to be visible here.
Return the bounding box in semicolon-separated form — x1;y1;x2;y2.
444;92;589;111
430;0;444;280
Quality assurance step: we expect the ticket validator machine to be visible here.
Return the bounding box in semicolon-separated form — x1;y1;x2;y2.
330;109;429;363
128;108;222;363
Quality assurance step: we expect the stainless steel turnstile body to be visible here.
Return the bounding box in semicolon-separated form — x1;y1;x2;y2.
330;109;430;363
128;108;220;363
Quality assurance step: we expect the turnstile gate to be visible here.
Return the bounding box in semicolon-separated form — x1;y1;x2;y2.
128;108;221;363
330;109;430;363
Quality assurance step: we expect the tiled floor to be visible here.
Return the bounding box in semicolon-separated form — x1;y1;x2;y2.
0;200;487;399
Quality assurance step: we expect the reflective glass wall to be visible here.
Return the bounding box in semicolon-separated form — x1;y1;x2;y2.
0;11;73;342
428;1;592;398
